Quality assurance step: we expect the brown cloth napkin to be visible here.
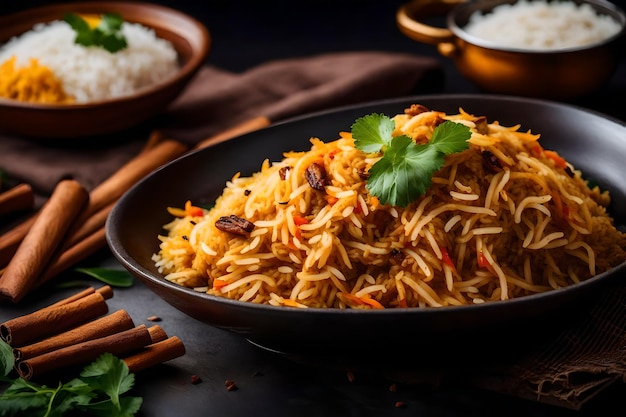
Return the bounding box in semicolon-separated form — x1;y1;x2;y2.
1;50;625;411
466;279;626;410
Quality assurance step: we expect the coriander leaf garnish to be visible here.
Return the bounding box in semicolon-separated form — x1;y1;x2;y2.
64;13;128;53
0;346;143;416
428;119;474;153
352;113;472;207
352;113;395;153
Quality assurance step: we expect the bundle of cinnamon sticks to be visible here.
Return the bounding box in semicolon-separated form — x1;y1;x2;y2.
0;285;186;380
0;118;271;304
0;134;189;304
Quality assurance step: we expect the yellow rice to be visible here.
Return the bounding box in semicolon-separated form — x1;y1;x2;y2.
152;105;626;309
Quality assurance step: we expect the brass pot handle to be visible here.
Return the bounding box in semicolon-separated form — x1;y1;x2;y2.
396;0;466;45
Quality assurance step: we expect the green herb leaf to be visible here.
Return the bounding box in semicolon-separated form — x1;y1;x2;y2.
352;114;472;207
0;374;96;416
79;352;141;416
0;340;14;378
95;13;128;53
64;13;128;53
64;13;94;46
0;351;142;417
429;120;475;154
74;268;135;287
81;396;143;417
351;113;395;153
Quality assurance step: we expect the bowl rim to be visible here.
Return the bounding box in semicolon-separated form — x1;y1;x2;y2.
0;1;211;109
447;0;626;53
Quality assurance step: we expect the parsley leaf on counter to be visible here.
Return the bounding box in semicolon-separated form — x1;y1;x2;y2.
74;268;135;288
64;13;128;53
74;267;135;287
0;340;13;378
352;113;471;207
0;344;142;417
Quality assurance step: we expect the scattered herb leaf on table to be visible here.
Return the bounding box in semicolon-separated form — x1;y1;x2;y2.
74;268;135;287
0;342;142;417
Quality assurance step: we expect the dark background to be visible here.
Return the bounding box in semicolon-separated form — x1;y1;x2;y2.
3;0;626;119
3;0;455;74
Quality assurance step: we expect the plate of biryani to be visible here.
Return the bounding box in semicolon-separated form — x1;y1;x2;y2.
107;94;626;364
0;2;210;139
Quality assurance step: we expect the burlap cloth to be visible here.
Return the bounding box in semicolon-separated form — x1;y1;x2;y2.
1;51;625;410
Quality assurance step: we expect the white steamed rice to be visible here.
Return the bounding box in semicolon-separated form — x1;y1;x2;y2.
0;19;180;103
464;0;622;50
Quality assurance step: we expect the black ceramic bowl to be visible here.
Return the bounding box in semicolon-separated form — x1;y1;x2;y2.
106;95;626;369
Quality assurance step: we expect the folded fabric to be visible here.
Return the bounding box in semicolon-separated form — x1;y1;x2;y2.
0;51;444;197
466;277;626;410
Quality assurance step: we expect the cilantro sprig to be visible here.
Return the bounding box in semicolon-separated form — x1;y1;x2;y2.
352;113;472;207
64;13;128;53
0;342;142;417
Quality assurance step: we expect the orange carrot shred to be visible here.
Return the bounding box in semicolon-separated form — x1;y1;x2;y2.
184;200;204;217
167;206;187;218
439;245;457;272
360;297;384;309
293;216;309;226
342;293;384;309
544;150;567;168
212;278;228;290
477;251;490;268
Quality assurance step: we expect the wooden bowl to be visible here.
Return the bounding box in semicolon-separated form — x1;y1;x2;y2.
0;2;210;140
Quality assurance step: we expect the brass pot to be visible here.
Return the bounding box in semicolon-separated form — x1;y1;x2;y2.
396;0;626;99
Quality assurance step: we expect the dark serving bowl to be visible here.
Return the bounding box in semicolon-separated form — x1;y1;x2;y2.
107;95;626;370
0;1;210;140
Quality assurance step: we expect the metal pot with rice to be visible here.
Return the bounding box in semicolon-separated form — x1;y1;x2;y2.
396;0;626;99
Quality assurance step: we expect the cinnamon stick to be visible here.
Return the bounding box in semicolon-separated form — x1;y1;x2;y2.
60;201;114;250
84;139;188;218
0;183;34;218
0;139;188;270
0;291;109;347
0;215;35;268
44;285;113;309
194;116;271;150
147;324;168;343
37;226;107;286
38;140;188;278
16;324;154;380
0;179;89;303
13;309;135;361
141;129;165;153
124;336;186;373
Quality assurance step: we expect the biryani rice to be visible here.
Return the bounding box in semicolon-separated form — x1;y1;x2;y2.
152;105;626;309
